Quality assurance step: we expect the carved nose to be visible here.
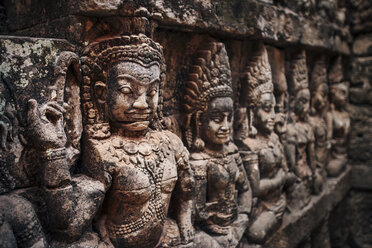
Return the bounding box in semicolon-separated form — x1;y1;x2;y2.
133;94;148;109
220;118;229;132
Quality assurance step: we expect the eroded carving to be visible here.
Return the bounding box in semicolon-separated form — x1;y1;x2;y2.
285;50;316;211
80;34;195;248
236;43;292;244
183;41;251;247
326;56;350;177
309;55;329;193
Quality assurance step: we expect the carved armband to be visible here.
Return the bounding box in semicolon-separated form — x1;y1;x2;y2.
176;148;190;171
40;147;66;161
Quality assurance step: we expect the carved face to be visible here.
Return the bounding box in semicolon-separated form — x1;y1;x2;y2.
331;83;348;108
107;61;160;132
255;92;276;135
201;97;233;146
312;83;328;112
294;88;310;118
274;92;288;138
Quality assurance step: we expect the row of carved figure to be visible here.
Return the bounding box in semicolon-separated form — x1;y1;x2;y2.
0;34;350;248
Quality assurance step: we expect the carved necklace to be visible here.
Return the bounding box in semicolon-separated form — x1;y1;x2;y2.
107;131;172;236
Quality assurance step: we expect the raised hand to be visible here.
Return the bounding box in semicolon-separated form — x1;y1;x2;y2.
26;99;67;151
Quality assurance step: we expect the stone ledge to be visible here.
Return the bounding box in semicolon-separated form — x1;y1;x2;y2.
3;0;350;54
264;166;352;248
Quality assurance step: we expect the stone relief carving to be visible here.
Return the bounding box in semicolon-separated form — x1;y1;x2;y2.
183;41;251;248
326;56;350;177
0;19;353;248
285;50;316;212
309;55;329;193
267;46;289;145
235;43;293;244
79;34;195;248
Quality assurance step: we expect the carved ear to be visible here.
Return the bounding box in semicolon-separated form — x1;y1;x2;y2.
94;81;107;103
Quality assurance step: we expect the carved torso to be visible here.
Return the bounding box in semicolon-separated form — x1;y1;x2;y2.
330;108;350;156
309;116;328;168
241;133;286;206
83;130;185;248
287;121;314;180
191;143;247;229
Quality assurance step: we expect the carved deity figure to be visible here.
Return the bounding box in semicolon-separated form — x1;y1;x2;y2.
26;34;195;248
267;47;289;144
309;56;329;193
235;43;290;244
183;41;251;248
285;50;316;211
326;56;350;177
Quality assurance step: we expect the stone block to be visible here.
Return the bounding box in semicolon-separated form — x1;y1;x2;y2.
353;33;372;56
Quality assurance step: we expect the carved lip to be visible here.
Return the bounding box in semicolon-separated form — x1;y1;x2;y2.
216;132;230;138
267;121;275;127
124;112;152;120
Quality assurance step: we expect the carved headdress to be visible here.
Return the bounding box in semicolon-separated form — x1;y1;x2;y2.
81;34;166;139
286;49;309;96
183;41;233;150
240;43;273;110
328;56;346;86
237;43;273;138
310;55;328;93
310;55;329;114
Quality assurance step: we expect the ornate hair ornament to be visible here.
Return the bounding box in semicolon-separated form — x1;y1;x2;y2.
310;55;328;92
328;56;344;85
286;49;309;96
183;41;233;149
81;34;166;139
240;42;273;110
237;43;273;138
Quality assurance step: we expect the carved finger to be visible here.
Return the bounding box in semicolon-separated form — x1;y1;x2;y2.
27;99;41;125
46;101;66;113
44;106;63;123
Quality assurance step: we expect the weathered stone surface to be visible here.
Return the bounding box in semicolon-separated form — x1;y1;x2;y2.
348;104;372;166
345;190;372;247
3;0;350;53
350;57;372;105
351;165;372;190
0;1;371;247
348;0;372;34
353;33;372;56
0;36;76;191
264;167;352;248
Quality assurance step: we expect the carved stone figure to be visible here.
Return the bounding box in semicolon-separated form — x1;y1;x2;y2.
79;34;195;248
285;50;316;211
24;51;105;246
236;43;292;244
326;56;350;177
183;41;251;247
309;56;329;193
267;47;289;144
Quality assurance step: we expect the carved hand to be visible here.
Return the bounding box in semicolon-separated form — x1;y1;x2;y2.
26;99;67;151
179;224;195;245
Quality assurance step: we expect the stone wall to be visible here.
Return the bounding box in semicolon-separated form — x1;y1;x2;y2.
0;1;370;248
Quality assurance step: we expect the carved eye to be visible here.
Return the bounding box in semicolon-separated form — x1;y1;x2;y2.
263;105;271;112
213;117;222;123
119;86;133;94
148;89;157;97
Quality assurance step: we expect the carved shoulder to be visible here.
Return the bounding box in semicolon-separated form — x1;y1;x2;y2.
240;137;261;152
81;138;112;190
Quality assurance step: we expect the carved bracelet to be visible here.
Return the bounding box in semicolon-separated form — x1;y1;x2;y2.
40;147;66;161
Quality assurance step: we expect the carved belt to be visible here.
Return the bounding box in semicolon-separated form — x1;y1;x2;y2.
107;201;165;236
